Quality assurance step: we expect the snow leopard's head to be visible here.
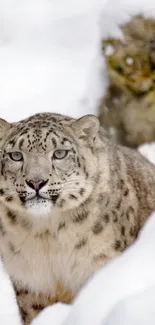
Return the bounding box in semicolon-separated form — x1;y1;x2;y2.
0;113;99;219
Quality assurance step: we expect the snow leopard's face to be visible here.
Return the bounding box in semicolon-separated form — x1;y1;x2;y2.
0;113;99;218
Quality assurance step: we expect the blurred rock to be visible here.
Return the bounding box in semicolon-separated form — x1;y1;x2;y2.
99;15;155;147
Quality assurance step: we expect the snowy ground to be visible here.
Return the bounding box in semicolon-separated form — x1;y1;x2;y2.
1;0;155;324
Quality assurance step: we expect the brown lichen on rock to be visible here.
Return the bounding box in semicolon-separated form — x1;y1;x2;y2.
99;15;155;147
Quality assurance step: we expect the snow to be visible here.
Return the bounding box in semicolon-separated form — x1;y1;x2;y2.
138;142;155;165
0;259;21;325
103;286;155;325
0;0;107;122
32;303;70;325
1;0;155;324
100;0;155;40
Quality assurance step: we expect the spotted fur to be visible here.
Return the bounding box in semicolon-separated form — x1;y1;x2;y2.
0;112;155;324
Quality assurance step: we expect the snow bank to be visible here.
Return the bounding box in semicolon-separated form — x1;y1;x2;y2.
0;258;21;325
103;285;155;325
32;303;70;325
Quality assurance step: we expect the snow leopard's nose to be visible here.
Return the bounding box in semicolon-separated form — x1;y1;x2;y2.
26;179;48;191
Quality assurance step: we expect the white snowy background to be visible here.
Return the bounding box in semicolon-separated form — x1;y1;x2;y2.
0;0;106;121
1;0;155;324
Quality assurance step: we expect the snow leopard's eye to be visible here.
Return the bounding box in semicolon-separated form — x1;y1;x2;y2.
53;150;68;160
8;152;23;161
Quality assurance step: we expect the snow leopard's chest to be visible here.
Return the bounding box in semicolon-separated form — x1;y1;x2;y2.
0;220;103;298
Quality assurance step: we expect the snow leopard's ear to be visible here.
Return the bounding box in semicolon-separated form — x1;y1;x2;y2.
71;115;99;140
0;119;12;149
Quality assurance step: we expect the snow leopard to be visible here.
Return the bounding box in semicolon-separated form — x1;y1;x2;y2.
0;112;155;324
